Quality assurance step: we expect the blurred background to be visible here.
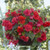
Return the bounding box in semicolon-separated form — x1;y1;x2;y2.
0;0;50;50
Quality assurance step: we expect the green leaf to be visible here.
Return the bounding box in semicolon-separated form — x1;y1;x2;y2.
40;26;44;30
12;24;18;31
35;33;41;38
0;20;2;24
25;32;35;40
10;0;13;2
22;32;25;36
32;39;40;47
48;27;50;29
6;30;12;34
6;16;12;22
33;27;36;29
29;20;34;22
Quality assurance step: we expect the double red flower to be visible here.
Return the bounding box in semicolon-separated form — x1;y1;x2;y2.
5;12;10;18
43;21;50;27
18;16;26;24
24;24;33;32
17;26;23;33
5;34;13;40
11;11;17;17
23;9;32;16
33;11;40;20
2;20;13;30
20;36;29;42
12;17;18;25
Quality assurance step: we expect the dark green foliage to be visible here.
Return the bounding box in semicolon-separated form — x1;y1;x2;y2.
12;24;18;31
6;16;13;22
31;46;38;50
30;0;44;8
5;0;13;3
19;46;29;50
25;32;35;40
0;20;3;38
5;0;8;3
0;20;2;24
32;38;40;47
40;6;50;17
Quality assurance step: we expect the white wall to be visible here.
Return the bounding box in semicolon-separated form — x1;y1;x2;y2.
0;0;6;13
44;0;50;7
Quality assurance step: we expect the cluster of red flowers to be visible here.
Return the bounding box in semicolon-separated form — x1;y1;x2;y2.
2;20;13;31
2;8;50;45
37;32;47;42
